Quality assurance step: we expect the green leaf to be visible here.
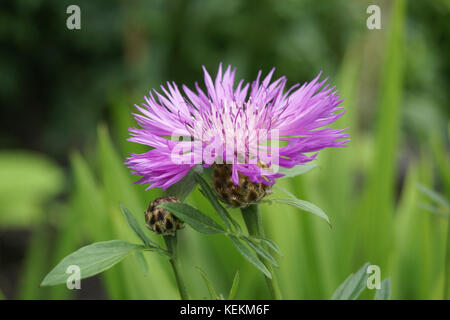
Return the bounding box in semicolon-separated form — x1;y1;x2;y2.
194;172;239;230
228;269;240;300
158;202;226;234
249;236;282;256
358;0;406;268
120;204;154;247
418;202;449;218
374;278;391;300
166;167;201;202
0;151;64;227
271;198;331;227
278;163;318;178
273;185;296;199
97;125;145;215
18;230;52;299
134;251;149;275
228;235;271;279
70;152;127;299
331;262;370;300
244;237;278;267
196;267;219;300
41;240;143;286
259;238;282;256
417;183;449;211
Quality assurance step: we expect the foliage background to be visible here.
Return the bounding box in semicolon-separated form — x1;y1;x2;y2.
0;0;448;299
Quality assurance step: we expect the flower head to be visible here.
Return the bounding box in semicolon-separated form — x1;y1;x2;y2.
126;64;348;190
145;196;184;235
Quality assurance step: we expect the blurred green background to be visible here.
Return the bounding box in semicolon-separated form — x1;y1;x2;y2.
0;0;449;299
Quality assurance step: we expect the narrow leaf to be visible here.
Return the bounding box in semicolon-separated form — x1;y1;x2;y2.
273;185;296;199
271;198;331;227
278;163;318;178
418;202;449;218
41;240;143;286
135;251;148;275
228;269;240;300
120;204;153;247
166;167;201;201
158;202;225;234
417;183;450;211
196;267;219;300
250;237;282;255
228;235;271;278
331;262;370;300
194;172;235;230
244;237;278;267
374;278;391;300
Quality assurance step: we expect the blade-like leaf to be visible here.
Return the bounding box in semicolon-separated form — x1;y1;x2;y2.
259;238;282;256
228;269;240;300
166;167;201;202
194;172;236;230
135;251;148;275
244;237;278;267
41;240;143;286
0;151;64;227
271;198;331;227
359;0;406;268
331;262;370;300
374;278;391;300
158;202;225;234
278;163;318;178
228;235;271;278
417;183;449;211
196;267;219;300
418;202;449;218
120;204;154;247
273;185;296;199
249;237;282;256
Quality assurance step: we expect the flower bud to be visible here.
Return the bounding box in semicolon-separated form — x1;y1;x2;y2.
145;196;184;235
212;164;272;208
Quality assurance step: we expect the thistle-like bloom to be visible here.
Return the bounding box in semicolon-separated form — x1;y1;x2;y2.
126;64;348;190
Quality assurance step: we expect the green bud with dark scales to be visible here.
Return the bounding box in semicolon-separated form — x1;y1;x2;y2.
145;196;184;235
212;164;272;208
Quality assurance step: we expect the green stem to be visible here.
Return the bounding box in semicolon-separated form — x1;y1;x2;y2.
444;217;450;300
241;204;282;300
163;234;190;300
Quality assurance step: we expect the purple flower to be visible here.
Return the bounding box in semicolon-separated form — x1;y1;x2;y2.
126;64;349;190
